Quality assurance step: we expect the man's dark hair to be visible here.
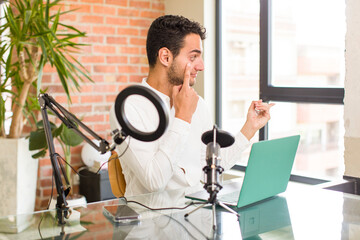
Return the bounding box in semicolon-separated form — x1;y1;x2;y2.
146;15;206;68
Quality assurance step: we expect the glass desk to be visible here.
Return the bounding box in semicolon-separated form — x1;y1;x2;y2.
0;182;359;239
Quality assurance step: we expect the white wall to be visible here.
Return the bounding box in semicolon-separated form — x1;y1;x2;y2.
344;0;360;178
165;0;216;122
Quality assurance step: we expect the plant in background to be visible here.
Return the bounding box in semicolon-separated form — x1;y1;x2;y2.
0;0;92;138
29;120;83;187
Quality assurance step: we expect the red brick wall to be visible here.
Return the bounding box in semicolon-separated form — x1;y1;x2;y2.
36;0;164;210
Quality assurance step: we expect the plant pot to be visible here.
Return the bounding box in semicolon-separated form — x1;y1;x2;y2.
0;137;38;233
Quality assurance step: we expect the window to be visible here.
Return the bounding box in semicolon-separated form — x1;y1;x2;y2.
272;0;345;88
217;0;345;181
268;102;344;179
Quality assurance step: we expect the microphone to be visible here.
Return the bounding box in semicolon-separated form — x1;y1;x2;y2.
202;125;235;201
185;125;240;225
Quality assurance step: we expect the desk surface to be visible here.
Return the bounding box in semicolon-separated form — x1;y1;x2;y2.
0;181;359;240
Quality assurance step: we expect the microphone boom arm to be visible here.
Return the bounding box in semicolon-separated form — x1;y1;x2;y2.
39;93;116;154
38;93;123;225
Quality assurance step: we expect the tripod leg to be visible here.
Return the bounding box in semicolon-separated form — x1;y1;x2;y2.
212;204;217;230
218;201;240;218
184;202;209;218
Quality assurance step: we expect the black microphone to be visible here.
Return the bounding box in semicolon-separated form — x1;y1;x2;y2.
202;125;234;201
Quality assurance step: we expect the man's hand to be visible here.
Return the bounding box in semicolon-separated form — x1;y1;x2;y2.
172;63;199;123
241;100;275;140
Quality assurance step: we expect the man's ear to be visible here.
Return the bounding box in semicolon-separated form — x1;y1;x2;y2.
158;47;172;67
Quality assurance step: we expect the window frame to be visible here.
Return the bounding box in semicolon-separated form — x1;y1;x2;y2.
216;0;345;184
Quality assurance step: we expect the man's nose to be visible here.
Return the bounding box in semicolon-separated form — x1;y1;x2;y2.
194;58;204;71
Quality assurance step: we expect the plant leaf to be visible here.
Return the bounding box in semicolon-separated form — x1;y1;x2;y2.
32;149;47;159
24;10;31;26
53;123;63;138
35;119;57;130
60;123;83;147
37;55;44;96
29;130;48;150
45;0;49;25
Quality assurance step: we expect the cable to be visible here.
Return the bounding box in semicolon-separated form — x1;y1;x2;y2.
38;173;55;239
125;198;197;211
36;138;131;239
123;198;208;240
94;137;130;174
58;137;131;179
37;139;130;238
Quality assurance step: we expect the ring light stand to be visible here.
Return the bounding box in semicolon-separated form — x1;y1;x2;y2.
39;85;169;225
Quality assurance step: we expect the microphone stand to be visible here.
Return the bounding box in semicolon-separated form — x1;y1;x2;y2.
184;126;240;230
38;93;126;225
185;191;239;230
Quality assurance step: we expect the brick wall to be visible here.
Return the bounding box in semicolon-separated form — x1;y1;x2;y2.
36;0;164;210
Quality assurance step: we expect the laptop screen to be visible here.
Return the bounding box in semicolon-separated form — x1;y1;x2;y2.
236;135;300;208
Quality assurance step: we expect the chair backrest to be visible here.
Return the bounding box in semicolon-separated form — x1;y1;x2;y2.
108;151;126;197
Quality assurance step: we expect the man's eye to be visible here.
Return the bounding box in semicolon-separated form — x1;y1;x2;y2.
190;56;196;61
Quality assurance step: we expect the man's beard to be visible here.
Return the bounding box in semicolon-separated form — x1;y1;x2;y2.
167;62;183;86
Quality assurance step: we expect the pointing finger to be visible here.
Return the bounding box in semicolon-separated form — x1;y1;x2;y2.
183;63;191;87
172;85;181;97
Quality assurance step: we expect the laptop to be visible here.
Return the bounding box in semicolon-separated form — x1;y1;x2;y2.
186;135;300;208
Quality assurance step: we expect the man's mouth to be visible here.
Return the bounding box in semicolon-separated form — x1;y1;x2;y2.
190;73;198;78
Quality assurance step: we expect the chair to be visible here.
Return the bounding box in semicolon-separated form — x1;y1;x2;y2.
108;151;126;198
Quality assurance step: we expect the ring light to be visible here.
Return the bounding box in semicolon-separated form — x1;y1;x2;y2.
114;85;169;142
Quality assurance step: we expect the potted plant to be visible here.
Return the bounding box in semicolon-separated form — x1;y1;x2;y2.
0;0;92;227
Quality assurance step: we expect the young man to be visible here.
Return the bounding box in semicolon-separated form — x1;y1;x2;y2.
110;15;274;197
